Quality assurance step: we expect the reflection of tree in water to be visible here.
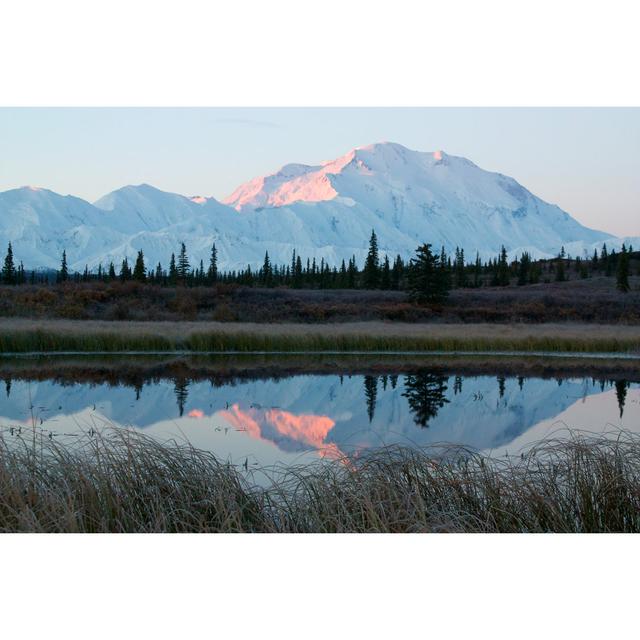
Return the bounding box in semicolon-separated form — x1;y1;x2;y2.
497;376;505;399
615;380;629;418
402;372;449;428
518;376;525;391
364;375;378;423
134;382;143;401
4;377;11;398
389;375;398;390
174;379;189;417
453;376;462;395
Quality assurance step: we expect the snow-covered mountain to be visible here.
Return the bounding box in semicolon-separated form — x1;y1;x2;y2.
0;142;631;272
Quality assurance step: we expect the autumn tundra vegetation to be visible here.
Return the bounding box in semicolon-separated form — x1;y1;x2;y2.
0;231;637;325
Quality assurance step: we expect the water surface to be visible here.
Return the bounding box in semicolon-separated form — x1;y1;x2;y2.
1;359;638;470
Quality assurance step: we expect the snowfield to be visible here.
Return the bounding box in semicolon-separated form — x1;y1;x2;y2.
0;142;632;272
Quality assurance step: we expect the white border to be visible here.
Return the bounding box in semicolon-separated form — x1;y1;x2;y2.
2;0;639;637
1;0;639;106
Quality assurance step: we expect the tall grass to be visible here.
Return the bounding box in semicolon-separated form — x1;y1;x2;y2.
2;429;640;532
0;320;639;353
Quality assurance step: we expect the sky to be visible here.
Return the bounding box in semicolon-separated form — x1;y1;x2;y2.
0;107;638;237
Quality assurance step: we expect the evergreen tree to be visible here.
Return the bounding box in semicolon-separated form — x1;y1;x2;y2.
497;246;510;286
168;253;178;285
391;255;403;290
454;247;467;287
208;243;218;283
108;261;116;280
517;252;531;286
407;243;450;304
177;243;190;282
555;258;566;282
1;242;16;285
57;249;69;283
261;251;273;286
119;257;131;282
380;254;391;289
616;248;630;292
133;250;146;282
294;255;303;288
363;229;380;289
473;252;482;287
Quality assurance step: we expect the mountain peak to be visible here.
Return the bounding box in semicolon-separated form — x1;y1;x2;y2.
224;142;460;211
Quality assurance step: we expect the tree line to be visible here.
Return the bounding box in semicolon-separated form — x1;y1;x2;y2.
1;231;636;299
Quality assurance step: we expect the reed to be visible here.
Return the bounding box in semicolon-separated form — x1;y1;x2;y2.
1;429;639;532
0;319;639;354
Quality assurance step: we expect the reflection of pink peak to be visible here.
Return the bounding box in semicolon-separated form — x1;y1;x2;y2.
218;404;344;460
188;409;205;418
433;150;443;161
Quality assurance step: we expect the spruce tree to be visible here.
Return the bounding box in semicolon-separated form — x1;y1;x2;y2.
347;256;357;289
407;243;450;304
119;257;131;282
1;242;16;285
617;248;630;292
108;261;116;280
473;252;482;287
177;243;190;282
133;250;146;282
261;251;273;286
168;253;178;285
363;229;380;289
208;243;218;283
391;255;403;290
380;254;391;289
454;247;467;287
57;249;69;283
294;255;303;288
517;252;531;286
497;246;510;286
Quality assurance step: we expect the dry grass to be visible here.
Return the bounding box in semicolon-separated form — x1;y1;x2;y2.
0;319;639;353
2;429;640;533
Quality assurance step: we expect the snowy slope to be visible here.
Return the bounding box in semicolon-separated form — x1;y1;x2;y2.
0;143;629;272
224;143;615;263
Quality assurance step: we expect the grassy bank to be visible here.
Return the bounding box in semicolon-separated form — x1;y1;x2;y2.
2;430;640;533
1;319;640;354
2;352;640;385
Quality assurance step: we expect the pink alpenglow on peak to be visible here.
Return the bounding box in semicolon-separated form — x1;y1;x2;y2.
189;196;208;204
222;142;457;212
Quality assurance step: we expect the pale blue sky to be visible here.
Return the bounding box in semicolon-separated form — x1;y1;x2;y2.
1;108;638;236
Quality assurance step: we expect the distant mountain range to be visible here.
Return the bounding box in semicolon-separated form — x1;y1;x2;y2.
0;142;634;272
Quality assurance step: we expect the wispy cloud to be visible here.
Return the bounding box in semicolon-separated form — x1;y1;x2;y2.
214;117;281;129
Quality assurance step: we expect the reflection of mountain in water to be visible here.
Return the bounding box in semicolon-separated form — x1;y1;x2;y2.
0;373;635;455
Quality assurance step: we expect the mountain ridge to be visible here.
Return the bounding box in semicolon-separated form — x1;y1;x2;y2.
0;142;631;272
